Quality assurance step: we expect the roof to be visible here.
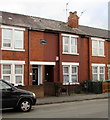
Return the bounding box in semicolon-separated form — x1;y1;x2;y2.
79;25;109;39
0;11;109;39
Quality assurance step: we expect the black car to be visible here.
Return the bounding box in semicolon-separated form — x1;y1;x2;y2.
0;80;36;112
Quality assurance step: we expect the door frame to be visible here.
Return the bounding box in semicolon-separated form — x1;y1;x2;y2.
32;65;42;85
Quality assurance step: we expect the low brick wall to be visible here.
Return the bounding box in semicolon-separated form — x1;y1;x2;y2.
17;85;44;98
16;83;81;97
44;82;55;96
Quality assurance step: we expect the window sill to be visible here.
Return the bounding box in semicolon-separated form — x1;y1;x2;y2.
1;48;25;52
62;53;79;56
92;55;105;57
63;82;80;85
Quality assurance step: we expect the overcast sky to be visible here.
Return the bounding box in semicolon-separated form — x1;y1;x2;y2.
0;0;109;30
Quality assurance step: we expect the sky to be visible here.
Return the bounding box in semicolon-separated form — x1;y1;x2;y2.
0;0;109;30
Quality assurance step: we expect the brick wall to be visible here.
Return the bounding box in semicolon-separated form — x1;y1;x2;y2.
89;38;109;80
17;85;44;98
59;33;89;83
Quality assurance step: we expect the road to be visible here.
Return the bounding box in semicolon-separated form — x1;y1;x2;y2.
2;98;108;118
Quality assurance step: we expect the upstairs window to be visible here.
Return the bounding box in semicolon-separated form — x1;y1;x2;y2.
14;30;24;49
2;29;12;48
1;25;25;51
63;36;69;53
92;38;105;56
62;34;79;55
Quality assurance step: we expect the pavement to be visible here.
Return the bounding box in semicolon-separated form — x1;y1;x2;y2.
37;93;109;105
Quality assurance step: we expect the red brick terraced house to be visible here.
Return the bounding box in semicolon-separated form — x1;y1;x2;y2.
0;11;110;96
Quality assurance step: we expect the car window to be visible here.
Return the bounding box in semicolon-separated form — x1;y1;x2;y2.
0;81;12;90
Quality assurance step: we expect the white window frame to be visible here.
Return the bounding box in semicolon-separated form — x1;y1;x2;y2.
92;37;105;57
108;65;110;80
2;64;12;83
92;64;105;81
71;66;78;83
62;34;79;55
63;65;69;84
1;25;25;51
15;65;24;85
2;28;12;49
62;62;79;85
1;60;25;86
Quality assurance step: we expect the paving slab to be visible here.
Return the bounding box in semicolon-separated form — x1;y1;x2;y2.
37;93;109;105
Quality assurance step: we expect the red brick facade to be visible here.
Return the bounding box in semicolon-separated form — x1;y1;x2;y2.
0;12;110;93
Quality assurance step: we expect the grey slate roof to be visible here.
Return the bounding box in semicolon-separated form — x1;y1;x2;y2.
0;11;109;39
79;25;109;39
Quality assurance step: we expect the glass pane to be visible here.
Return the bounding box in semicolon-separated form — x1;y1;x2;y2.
109;71;110;80
63;75;69;83
71;37;76;45
92;48;98;56
92;40;98;48
3;76;10;82
64;45;69;52
72;67;76;74
99;48;104;56
15;30;23;40
99;41;104;47
100;67;104;73
15;76;22;84
63;67;69;74
15;40;23;49
92;74;98;81
109;68;110;80
63;36;69;44
0;80;11;89
3;65;11;74
71;46;76;53
92;67;98;73
99;74;104;81
3;29;12;38
3;39;11;47
15;65;23;74
72;75;77;83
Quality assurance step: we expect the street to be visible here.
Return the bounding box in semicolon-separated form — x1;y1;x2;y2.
2;98;108;118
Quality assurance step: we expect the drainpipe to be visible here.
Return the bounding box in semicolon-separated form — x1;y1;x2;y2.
88;37;90;80
27;28;31;85
58;33;61;83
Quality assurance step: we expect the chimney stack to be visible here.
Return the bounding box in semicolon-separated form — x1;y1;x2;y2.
68;11;79;28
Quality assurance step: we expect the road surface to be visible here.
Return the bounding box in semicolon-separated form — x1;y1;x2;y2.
2;98;108;118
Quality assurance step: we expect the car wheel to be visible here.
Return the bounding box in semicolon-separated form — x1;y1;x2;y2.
18;99;32;112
